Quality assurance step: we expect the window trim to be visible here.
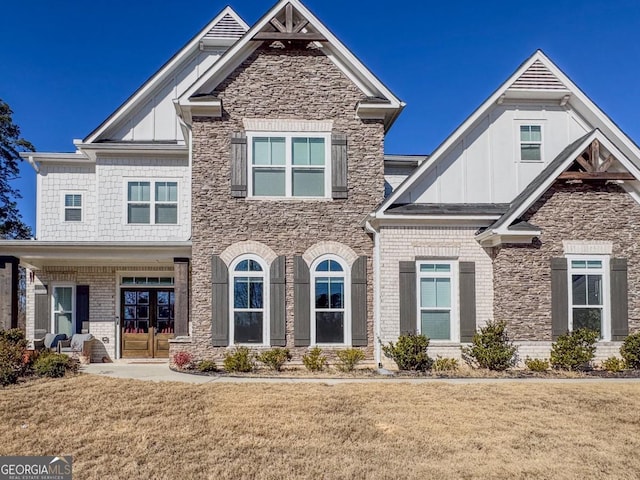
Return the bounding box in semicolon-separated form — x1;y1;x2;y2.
246;131;332;199
61;192;83;223
566;254;611;341
50;284;76;336
310;255;351;346
124;179;179;225
228;254;270;346
518;124;543;163
415;260;459;343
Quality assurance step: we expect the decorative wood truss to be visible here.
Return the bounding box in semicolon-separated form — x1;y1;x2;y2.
252;3;327;42
559;139;635;180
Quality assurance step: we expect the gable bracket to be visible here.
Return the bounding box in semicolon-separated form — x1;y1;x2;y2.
252;3;327;42
559;138;634;180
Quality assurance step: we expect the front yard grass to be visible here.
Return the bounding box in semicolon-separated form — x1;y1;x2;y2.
2;375;640;479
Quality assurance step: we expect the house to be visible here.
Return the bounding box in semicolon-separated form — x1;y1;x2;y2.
0;0;638;366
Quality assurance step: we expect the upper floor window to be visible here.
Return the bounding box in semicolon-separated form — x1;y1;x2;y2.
64;193;82;222
568;257;608;338
312;257;349;344
127;181;178;224
417;261;457;341
231;256;268;345
248;134;330;198
520;125;542;161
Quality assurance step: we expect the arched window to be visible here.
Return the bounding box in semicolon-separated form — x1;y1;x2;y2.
230;256;268;345
311;256;349;344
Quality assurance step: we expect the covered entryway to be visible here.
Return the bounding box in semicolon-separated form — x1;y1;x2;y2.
121;288;175;358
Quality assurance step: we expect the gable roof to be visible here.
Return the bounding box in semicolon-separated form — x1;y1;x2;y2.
375;50;640;217
83;6;249;144
175;0;404;131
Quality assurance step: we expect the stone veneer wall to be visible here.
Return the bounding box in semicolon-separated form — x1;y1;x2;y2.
494;181;640;346
182;43;384;362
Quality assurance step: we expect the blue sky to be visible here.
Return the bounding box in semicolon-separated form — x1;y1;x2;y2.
2;0;640;233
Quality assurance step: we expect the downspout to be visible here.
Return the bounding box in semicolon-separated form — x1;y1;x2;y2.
364;217;382;368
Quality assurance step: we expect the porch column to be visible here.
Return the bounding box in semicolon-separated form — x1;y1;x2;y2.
173;257;190;336
0;256;19;330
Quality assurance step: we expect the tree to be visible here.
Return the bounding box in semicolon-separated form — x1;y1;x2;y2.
0;99;34;239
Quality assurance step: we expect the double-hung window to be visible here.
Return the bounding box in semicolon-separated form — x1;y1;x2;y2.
312;258;348;344
52;285;75;337
417;261;457;341
64;193;82;222
520;125;542;161
249;134;329;198
568;257;608;338
231;257;267;345
127;181;178;224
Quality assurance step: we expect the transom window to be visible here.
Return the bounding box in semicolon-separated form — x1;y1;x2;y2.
520;125;542;161
569;258;606;337
249;134;329;198
64;193;82;222
312;258;348;344
231;257;267;344
127;181;178;224
417;261;456;341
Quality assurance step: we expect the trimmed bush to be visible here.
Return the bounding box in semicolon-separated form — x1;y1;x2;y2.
196;360;218;373
223;347;255;373
256;348;292;372
336;348;365;372
302;347;327;372
33;352;78;378
524;357;550;372
0;328;28;386
462;320;517;371
172;351;194;369
433;356;459;373
382;333;432;371
550;328;598;371
620;332;640;369
601;357;625;373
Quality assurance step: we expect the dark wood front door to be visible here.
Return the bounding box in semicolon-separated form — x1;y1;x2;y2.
121;289;175;358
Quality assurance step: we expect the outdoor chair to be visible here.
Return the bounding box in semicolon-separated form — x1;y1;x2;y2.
57;333;95;362
33;333;67;352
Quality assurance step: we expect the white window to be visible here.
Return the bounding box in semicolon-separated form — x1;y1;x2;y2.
230;256;268;345
311;256;350;345
127;181;178;224
64;193;82;222
520;125;542;161
417;261;458;341
52;285;75;337
568;257;609;339
248;133;330;198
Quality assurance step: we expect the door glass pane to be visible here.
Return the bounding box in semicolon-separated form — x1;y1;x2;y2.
316;312;344;343
157;291;169;305
156;204;177;224
137;291;149;304
587;275;602;305
421;311;451;340
128;204;150;224
292;169;324;197
253;169;285;196
572;275;586;305
234;312;263;343
573;308;602;336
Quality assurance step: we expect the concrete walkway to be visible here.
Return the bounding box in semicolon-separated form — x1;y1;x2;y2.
81;362;640;385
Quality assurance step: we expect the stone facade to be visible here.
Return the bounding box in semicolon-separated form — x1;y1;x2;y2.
494;181;640;342
180;43;385;362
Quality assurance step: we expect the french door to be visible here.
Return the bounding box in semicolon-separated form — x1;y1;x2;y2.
121;289;175;358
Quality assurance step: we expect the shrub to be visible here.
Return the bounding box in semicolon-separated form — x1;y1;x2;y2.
601;357;626;373
302;346;327;372
462;320;517;371
172;351;194;369
433;356;459;373
33;352;78;378
256;348;292;372
382;333;432;371
620;332;640;369
196;360;218;373
0;329;28;386
524;357;550;372
550;328;598;371
335;348;365;372
223;347;255;373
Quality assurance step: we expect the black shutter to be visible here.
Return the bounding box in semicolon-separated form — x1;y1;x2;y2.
459;262;477;342
331;133;348;199
351;256;367;346
293;256;310;346
399;261;416;335
76;285;90;334
611;258;629;341
230;132;247;198
211;255;229;346
551;257;568;340
270;256;286;346
34;284;50;338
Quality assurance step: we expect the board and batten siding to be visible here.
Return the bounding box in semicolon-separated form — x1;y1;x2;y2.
397;104;591;205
